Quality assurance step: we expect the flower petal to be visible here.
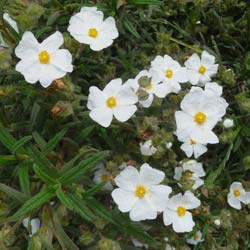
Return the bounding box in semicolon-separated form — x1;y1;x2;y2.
113;105;137;122
40;31;64;53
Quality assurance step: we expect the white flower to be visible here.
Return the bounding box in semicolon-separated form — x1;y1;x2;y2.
1;13;19;48
187;230;204;245
87;78;138;127
140;139;157;156
214;219;221;226
205;82;223;96
165;244;176;250
175;86;228;144
150;55;188;94
23;217;40;237
93;164;113;190
15;31;73;88
223;118;234;128
178;136;207;159
184;51;218;86
163;191;200;233
174;160;205;190
124;70;168;108
132;239;148;249
3;13;19;33
165;142;173;149
111;163;172;221
68;7;118;51
227;182;250;210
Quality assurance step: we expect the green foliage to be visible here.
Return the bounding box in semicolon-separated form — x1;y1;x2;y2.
0;0;250;250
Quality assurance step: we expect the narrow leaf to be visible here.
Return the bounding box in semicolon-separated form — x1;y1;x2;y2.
13;135;32;154
56;187;74;210
33;164;57;184
0;183;28;202
18;163;30;195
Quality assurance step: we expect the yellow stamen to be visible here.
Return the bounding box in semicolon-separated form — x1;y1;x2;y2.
165;69;173;78
194;234;199;241
198;65;206;74
101;174;109;181
194;112;206;124
39;50;50;64
145;83;153;90
177;206;186;217
190;139;197;145
88;28;98;38
106;96;117;108
135;185;147;198
233;189;241;197
187;172;193;178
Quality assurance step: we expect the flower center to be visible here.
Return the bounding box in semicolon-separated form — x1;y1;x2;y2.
233;189;241;197
194;234;199;241
187;172;193;178
135;185;147;198
145;83;153;90
177;206;186;217
88;28;98;38
101;174;109;181
39;50;50;64
198;65;206;74
194;112;206;124
165;69;173;78
190;139;197;145
106;96;117;108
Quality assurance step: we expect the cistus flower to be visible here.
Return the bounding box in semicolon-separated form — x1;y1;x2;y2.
23;217;40;237
150;55;188;95
223;118;234;128
15;31;73;88
227;182;250;210
175;85;228;144
111;163;172;221
174;160;205;190
68;7;119;51
87;78;138;127
186;230;204;245
184;51;218;86
179;135;207;159
163;191;201;233
124;70;168;108
140;139;157;156
93;164;113;190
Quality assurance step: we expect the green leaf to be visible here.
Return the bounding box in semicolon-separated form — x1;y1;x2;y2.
52;211;80;250
123;17;140;39
0;183;28;203
59;151;109;184
82;182;106;198
66;193;95;222
55;187;73;210
128;0;163;5
32;131;47;151
18;163;30;195
86;198;118;226
0;124;18;152
43;128;67;155
13;135;32;154
33;164;57;184
0;155;17;166
11;186;55;221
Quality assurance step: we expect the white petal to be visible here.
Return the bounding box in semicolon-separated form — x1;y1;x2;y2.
40;31;63;53
38;65;65;88
89;107;113;127
16;61;40;84
227;194;242;210
103;79;122;96
187;70;200;85
113;105;137;122
172;211;195;233
182;191;201;209
31;218;40;235
201;51;215;66
192;177;204;190
139;163;165;186
180;142;193;158
139;94;154;108
111;188;137;212
50;49;73;72
15;31;39;59
152;83;168;98
193;144;207;158
174;167;183;181
191;128;219;144
163;208;176;226
115;166;139;191
146;185;172;212
87;86;106;110
117;85;138;105
129;199;157;221
184;53;200;69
